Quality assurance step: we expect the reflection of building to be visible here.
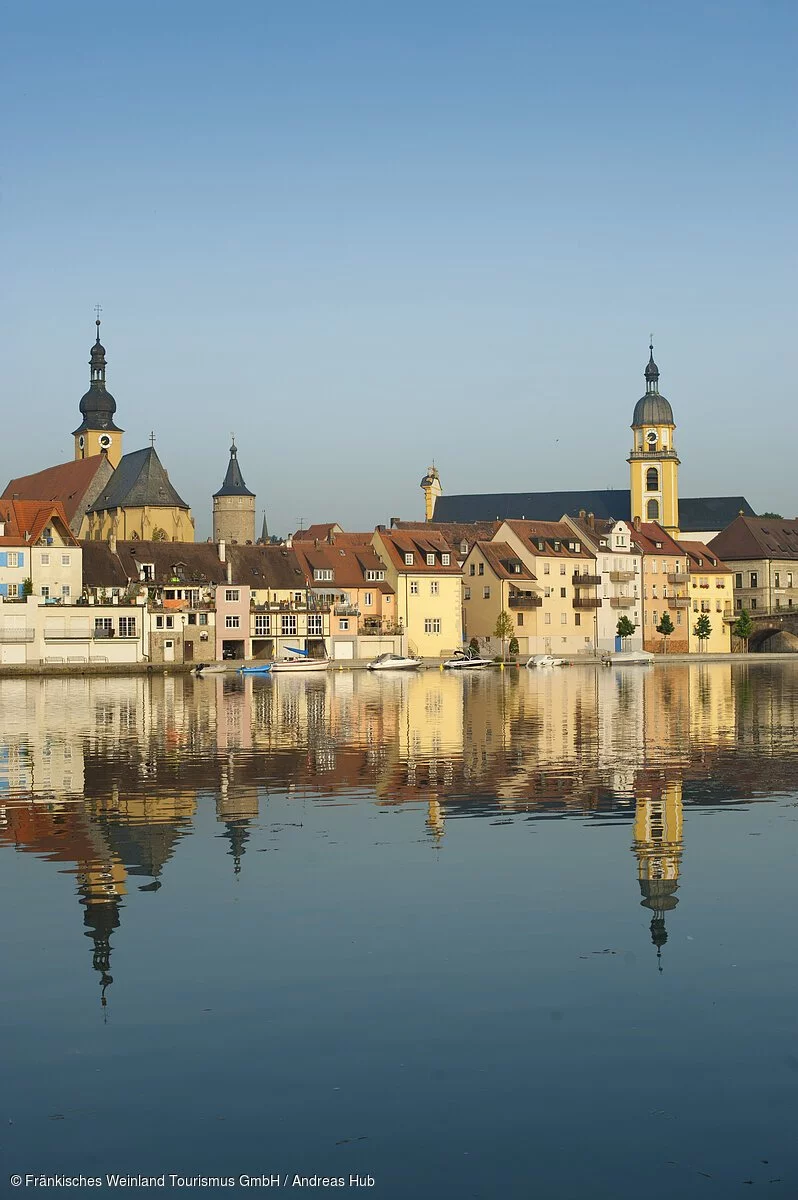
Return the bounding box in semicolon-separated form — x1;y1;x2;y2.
632;779;683;970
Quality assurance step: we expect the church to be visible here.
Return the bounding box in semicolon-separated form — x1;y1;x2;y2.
423;345;755;542
3;319;195;542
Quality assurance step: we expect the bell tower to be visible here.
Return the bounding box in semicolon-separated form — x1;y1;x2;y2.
213;437;256;544
628;343;680;536
72;314;124;468
420;464;442;522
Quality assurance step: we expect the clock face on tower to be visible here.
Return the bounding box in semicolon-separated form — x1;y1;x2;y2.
99;434;112;450
78;435;85;449
646;431;657;445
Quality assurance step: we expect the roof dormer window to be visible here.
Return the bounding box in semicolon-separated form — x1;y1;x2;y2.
404;552;414;566
426;553;436;566
442;553;450;565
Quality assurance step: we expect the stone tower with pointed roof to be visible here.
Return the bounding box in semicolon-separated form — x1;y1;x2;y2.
628;342;680;537
213;439;256;544
73;318;124;468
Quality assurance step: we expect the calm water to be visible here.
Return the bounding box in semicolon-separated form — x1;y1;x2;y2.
1;663;797;1199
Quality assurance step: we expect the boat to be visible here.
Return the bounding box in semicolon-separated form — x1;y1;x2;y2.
238;662;273;675
442;648;494;669
367;653;423;671
270;657;331;673
601;650;655;665
194;662;237;675
526;654;566;668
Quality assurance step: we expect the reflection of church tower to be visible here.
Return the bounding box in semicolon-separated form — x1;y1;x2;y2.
628;343;680;536
72;318;124;468
216;777;259;875
426;797;445;842
420;465;442;522
213;438;256;544
77;857;127;1008
632;779;683;971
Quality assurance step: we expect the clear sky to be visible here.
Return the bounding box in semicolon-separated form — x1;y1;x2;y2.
1;0;795;537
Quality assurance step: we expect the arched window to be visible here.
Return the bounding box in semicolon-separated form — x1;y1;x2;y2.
646;467;659;492
647;499;660;521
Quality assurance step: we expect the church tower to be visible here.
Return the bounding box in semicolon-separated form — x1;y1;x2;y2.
72;318;124;468
628;343;680;536
213;438;256;544
420;464;442;522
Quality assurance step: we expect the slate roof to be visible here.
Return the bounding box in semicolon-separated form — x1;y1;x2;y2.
81;540;228;588
88;447;190;512
227;544;310;590
213;444;255;498
709;516;798;562
2;456;112;526
433;490;755;534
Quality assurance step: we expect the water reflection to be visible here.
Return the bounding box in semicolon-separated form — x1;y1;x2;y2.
1;663;797;1007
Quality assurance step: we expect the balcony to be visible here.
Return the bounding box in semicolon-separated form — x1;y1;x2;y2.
573;598;602;609
334;604;361;617
668;597;691;609
508;593;542;609
358;623;404;637
668;572;689;584
0;627;36;642
609;596;636;608
572;573;601;586
609;569;635;582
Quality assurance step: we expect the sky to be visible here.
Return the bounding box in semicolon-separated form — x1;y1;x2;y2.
1;0;795;538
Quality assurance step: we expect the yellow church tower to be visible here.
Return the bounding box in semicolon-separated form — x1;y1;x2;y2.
421;464;442;522
72;317;124;468
628;343;680;536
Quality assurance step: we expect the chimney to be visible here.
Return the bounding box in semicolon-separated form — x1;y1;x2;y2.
390;516;401;528
109;534;117;554
314;538;320;549
587;512;595;529
226;560;232;584
579;509;586;519
633;516;641;530
218;539;226;563
285;535;293;548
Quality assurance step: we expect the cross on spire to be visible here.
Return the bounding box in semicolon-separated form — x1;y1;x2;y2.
149;431;156;447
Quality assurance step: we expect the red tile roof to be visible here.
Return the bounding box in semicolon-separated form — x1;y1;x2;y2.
679;541;731;574
472;541;537;581
373;529;463;574
504;519;596;559
0;499;78;546
2;457;108;524
629;521;683;556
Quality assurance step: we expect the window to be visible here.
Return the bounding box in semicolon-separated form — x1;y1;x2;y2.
478;562;484;576
647;499;659;520
430;581;439;595
308;614;323;635
7;583;19;598
40;553;50;566
544;612;551;625
140;564;155;581
166;616;174;629
735;573;743;589
95;618;113;635
749;572;758;588
516;611;523;627
199;613;208;625
574;613;581;626
61;585;71;599
751;599;757;610
41;585;50;599
469;563;476;577
464;587;471;600
119;617;137;637
543;562;550;575
7;552;20;568
404;553;414;566
365;570;385;581
774;572;781;588
255;614;271;635
156;616;164;629
294;592;303;605
424;618;441;634
61;554;71;566
544;587;552;597
188;612;196;625
560;613;567;624
364;592;373;606
339;618;349;631
483;586;491;600
651;560;657;573
410;581;419;595
281;614;298;635
559;563;566;575
736;598;742;609
787;573;793;588
314;568;333;581
442;553;450;566
646;467;659;491
560;587;566;598
426;553;435;566
225;589;240;602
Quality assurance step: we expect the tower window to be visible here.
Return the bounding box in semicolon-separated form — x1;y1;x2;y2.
647;499;660;520
646;467;659;492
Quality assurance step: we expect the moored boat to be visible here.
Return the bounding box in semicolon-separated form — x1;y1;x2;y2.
601;650;655;665
526;654;566;668
443;648;494;669
367;653;423;671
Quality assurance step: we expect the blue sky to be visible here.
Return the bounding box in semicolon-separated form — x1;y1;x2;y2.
1;0;795;536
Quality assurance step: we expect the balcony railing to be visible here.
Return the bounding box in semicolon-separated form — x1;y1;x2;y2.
573;573;601;586
508;593;543;608
609;596;636;608
358;624;404;637
668;572;689;584
0;627;36;642
609;569;635;582
573;598;602;609
668;597;691;609
334;605;360;616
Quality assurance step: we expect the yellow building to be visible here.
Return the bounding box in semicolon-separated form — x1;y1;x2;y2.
82;445;195;542
372;528;463;657
628;343;680;536
420;465;443;523
461;540;541;650
681;541;733;652
73;318;124;469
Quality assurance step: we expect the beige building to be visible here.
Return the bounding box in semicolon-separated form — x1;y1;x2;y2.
681;542;733;653
461;540;540;650
629;521;690;654
563;514;644;653
710;516;798;618
371;528;463;657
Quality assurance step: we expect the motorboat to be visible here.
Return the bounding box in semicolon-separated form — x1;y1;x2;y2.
193;662;236;675
270;657;331;673
238;663;273;675
367;653;423;671
443;648;494;669
601;650;655;665
526;654;566;668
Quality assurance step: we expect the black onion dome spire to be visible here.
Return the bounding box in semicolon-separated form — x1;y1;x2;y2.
632;339;674;427
73;317;124;435
213;437;255;498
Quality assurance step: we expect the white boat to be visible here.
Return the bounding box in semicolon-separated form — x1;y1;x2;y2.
443;649;494;669
194;662;236;675
270;656;331;673
367;653;423;671
526;654;565;668
601;650;655;665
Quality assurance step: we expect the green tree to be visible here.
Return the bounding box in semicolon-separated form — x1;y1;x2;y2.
732;608;754;653
494;610;514;660
693;612;712;651
616;615;637;649
22;577;33;597
759;512;783;519
469;636;480;656
656;611;675;654
508;636;519;659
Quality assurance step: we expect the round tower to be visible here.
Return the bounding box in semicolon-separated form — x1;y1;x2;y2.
213;438;256;544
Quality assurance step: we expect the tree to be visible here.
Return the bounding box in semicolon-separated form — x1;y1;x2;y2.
693;612;712;651
616;615;637;649
508;636;519;659
494;610;514;660
732;608;754;653
469;636;480;656
759;512;783;519
656;611;675;654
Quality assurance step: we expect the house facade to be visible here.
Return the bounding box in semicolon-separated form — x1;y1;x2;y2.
562;515;644;652
629;522;690;654
461;541;540;652
709;517;798;616
371;528;463;658
681;542;733;653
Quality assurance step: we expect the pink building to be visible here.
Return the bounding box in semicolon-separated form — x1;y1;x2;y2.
215;583;251;661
